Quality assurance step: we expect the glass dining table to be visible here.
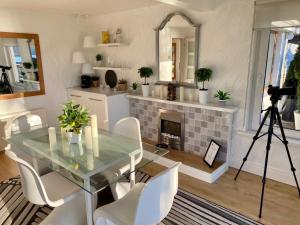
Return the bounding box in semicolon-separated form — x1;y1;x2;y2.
9;127;168;225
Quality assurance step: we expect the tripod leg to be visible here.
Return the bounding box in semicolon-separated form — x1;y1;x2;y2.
259;106;276;218
275;109;300;196
234;108;271;181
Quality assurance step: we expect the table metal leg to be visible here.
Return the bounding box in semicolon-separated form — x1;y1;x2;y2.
130;154;135;188
84;178;94;225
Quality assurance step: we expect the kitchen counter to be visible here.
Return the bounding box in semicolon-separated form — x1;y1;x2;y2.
68;87;129;96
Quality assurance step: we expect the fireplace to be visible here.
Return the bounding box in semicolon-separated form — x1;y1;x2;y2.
158;109;185;150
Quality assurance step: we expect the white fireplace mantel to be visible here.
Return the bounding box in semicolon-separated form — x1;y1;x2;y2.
127;94;238;114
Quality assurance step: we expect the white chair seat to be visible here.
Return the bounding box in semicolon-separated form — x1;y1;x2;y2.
94;183;145;225
41;171;81;203
111;182;131;200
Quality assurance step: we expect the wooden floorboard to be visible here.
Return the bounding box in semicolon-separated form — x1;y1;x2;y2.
1;150;300;225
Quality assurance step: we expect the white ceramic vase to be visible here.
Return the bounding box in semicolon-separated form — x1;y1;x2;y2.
142;84;150;97
67;131;82;144
199;89;208;104
294;111;300;130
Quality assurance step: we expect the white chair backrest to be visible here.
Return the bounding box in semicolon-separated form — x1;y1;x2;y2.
5;150;58;206
113;117;143;173
11;114;45;135
134;162;181;225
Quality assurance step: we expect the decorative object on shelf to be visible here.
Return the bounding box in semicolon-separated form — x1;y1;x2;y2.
105;70;118;88
117;78;128;91
138;67;153;97
102;31;110;44
195;68;212;104
83;35;96;48
81;63;94;75
115;28;122;43
130;82;139;93
151;90;155;97
95;54;103;66
167;82;176;101
214;90;231;105
81;75;92;88
188;93;193;102
159;85;163;99
58;101;90;144
179;86;184;102
91;76;100;87
203;140;221;167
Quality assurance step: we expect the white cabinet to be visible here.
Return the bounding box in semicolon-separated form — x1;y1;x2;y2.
67;88;129;131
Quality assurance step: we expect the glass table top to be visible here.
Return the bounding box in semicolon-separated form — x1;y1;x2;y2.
9;127;169;194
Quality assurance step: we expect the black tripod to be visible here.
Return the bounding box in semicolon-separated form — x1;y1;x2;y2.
0;66;13;94
234;88;300;218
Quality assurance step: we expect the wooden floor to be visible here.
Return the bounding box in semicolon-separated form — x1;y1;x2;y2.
1;151;300;225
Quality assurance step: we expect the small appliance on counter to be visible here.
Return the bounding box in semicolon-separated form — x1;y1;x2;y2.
81;75;92;88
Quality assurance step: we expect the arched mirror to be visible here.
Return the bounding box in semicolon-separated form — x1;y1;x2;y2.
0;32;45;100
156;12;200;87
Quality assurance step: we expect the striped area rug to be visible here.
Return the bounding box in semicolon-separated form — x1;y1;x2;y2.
1;172;263;225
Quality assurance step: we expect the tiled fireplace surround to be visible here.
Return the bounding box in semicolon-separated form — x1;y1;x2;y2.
129;97;235;162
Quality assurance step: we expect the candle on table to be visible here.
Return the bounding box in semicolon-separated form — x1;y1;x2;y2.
91;115;98;137
92;137;99;157
48;127;57;151
85;126;92;150
180;86;184;102
86;150;94;170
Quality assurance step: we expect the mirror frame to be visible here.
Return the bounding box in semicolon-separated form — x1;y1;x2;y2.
0;32;45;100
155;12;200;88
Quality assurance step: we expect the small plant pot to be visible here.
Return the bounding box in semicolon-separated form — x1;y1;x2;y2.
67;131;82;144
199;89;208;104
218;100;227;105
118;83;128;91
294;111;300;130
142;84;150;97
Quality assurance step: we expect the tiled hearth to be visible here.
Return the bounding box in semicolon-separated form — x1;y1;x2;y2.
129;96;236;162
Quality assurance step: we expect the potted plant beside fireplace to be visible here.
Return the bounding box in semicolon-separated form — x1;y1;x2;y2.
195;68;212;104
138;67;153;97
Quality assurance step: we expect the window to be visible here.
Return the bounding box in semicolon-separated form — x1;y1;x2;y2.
260;27;300;131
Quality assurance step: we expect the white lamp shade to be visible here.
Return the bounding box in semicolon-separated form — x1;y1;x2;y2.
83;36;96;48
81;63;94;74
72;51;86;64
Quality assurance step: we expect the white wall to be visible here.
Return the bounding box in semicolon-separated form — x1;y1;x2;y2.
0;9;83;125
87;0;254;129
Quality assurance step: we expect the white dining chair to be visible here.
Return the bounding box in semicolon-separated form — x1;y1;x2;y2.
94;162;181;225
10;113;51;175
6;150;87;225
110;117;143;200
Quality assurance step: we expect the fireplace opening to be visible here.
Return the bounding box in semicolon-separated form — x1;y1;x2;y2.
158;109;184;150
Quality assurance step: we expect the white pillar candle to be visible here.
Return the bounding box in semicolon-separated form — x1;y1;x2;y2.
163;86;168;98
92;137;99;157
48;127;57;151
86;150;94;170
151;90;155;97
85;126;93;150
60;127;66;139
188;93;194;102
91;115;98;137
159;85;163;99
179;86;184;102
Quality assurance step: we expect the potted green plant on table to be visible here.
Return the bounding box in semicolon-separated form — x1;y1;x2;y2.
138;67;153;97
195;68;212;104
214;90;231;105
95;54;103;65
58;101;90;143
130;82;139;93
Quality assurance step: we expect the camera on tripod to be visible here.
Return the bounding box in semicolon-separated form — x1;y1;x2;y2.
0;65;12;71
267;85;296;101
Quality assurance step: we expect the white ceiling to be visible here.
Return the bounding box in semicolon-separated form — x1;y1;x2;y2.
0;0;159;15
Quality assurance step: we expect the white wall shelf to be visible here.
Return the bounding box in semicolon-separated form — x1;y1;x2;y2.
93;66;130;71
97;43;126;47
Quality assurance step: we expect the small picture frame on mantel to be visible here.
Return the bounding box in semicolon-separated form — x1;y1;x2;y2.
203;140;221;167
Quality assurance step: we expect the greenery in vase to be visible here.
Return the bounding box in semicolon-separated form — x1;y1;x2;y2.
58;101;89;134
138;67;153;85
195;68;212;90
214;90;231;101
23;62;32;69
285;46;300;112
96;54;103;61
131;82;139;90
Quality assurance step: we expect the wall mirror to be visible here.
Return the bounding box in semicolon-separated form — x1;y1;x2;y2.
156;12;200;87
0;32;45;100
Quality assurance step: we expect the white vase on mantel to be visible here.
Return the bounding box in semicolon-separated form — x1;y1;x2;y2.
142;84;150;97
294;111;300;130
199;89;208;104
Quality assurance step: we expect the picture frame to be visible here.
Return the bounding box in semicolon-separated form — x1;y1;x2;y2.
203;140;221;167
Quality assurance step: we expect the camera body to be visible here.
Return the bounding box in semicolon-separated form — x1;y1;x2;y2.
0;65;12;71
267;85;296;102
